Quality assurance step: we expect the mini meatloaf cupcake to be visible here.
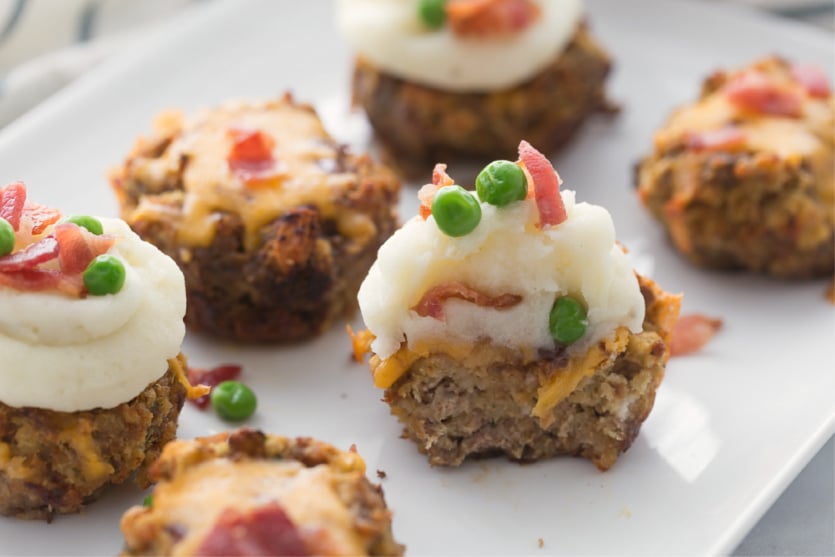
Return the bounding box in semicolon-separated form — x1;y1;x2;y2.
0;182;192;520
337;0;612;174
120;429;404;556
636;56;834;278
354;142;681;470
110;95;400;342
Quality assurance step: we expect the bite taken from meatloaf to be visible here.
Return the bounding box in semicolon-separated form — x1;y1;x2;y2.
110;93;401;342
354;143;681;470
636;56;834;278
120;429;404;556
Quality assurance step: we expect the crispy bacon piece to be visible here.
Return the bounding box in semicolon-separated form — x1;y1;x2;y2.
723;71;803;117
413;281;522;320
227;128;277;185
517;140;566;228
685;126;747;152
54;223;115;275
0;268;59;291
418;163;455;220
790;63;831;98
187;364;242;409
669;314;723;356
0;236;59;271
0;182;26;231
194;502;308;557
22;200;62;235
447;0;541;37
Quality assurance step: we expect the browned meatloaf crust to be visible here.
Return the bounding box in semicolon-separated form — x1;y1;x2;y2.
120;429;404;556
111;95;400;342
635;57;834;278
0;358;187;520
377;275;680;471
352;23;613;177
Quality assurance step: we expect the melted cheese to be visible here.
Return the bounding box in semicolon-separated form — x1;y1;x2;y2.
151;459;367;556
128;100;374;251
533;326;629;425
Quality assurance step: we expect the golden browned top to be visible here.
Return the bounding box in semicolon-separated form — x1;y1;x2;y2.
120;95;397;251
654;57;834;158
120;430;396;556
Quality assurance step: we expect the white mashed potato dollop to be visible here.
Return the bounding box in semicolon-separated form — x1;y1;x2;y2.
0;218;186;412
336;0;584;91
358;190;645;360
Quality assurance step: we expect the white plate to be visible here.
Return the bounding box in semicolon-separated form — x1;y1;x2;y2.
0;1;833;555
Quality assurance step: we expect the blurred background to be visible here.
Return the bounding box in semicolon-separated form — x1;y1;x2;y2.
0;0;832;555
0;0;832;128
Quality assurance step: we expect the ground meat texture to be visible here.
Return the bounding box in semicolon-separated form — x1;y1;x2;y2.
635;57;834;279
120;429;404;556
636;149;834;278
0;360;187;520
379;275;680;471
351;23;613;177
111;96;400;342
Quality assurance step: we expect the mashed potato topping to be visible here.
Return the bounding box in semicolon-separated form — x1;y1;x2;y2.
0;218;186;412
358;190;645;360
336;0;583;91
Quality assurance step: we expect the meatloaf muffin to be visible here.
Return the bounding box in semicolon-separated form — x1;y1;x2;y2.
338;0;612;176
120;429;404;556
354;142;681;470
636;56;834;278
0;182;193;520
110;94;400;342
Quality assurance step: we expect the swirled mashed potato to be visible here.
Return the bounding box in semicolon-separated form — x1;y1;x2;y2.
336;0;584;91
358;191;645;360
0;218;185;412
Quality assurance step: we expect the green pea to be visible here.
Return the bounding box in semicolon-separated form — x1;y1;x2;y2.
549;296;588;344
0;217;14;256
431;185;482;237
211;380;257;421
66;215;103;235
83;254;126;295
418;0;446;29
142;494;153;507
475;160;528;207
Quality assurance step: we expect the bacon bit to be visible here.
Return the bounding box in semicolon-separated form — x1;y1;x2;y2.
0;236;59;271
669;314;723;357
723;71;803;117
517;140;566;228
685;126;747;152
418;163;455;220
227;128;277;185
194;503;308;557
790;64;831;98
22;200;62;235
0;182;26;231
413;281;522;320
447;0;541;38
349;444;358;453
54;223;115;275
186;364;242;409
0;268;60;291
376;469;387;479
346;324;375;363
